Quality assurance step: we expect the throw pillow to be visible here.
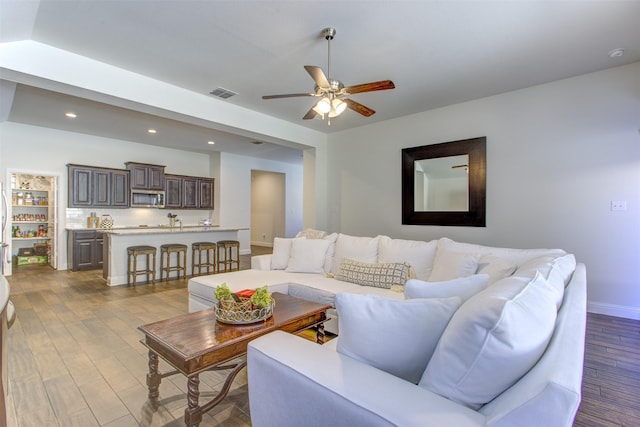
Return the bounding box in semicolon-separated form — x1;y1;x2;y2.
377;236;438;280
476;255;517;285
404;274;489;303
295;228;327;239
330;234;380;275
322;232;338;273
419;273;558;409
336;258;414;289
429;251;480;281
285;238;331;273
270;237;301;270
336;293;461;384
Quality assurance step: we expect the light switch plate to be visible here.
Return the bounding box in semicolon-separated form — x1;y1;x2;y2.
611;200;627;211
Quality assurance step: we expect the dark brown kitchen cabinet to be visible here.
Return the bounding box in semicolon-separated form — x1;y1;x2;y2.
164;175;183;208
182;177;199;209
68;164;130;208
68;230;104;271
163;175;214;209
198;178;214;209
126;162;165;190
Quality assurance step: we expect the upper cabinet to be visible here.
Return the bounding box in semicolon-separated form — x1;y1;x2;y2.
164;174;214;210
125;162;165;190
68;165;130;208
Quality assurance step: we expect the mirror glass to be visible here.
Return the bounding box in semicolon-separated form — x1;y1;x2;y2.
414;154;469;212
402;137;486;227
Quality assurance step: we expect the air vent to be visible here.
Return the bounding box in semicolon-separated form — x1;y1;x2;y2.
209;87;237;99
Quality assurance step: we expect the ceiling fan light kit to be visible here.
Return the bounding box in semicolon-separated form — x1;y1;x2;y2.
262;27;395;125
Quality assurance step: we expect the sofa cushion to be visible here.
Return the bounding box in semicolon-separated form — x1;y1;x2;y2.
420;273;557;409
436;237;566;267
404;274;489;303
476;255;517;285
286;238;331;273
513;253;576;309
336;293;461;384
429;251;480;281
336;258;413;289
330;234;381;275
377;236;438;281
322;232;338;273
270;237;300;270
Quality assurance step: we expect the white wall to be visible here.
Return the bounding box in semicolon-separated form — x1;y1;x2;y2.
219;152;303;252
327;62;640;319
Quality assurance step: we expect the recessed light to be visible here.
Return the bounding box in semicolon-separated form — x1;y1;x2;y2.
207;140;215;145
147;129;157;134
608;48;625;58
65;112;77;118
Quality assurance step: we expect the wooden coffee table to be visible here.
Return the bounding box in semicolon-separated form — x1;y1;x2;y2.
138;292;331;427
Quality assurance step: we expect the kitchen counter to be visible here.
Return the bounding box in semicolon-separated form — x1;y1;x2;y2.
100;225;239;235
101;226;248;286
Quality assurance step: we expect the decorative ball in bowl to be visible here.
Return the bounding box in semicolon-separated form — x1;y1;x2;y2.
213;284;274;324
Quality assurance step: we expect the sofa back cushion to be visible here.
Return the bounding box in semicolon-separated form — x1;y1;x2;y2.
285;238;331;273
377;236;438;280
436;237;566;268
404;274;489;303
513;253;576;309
419;273;558;409
270;237;300;270
330;234;380;275
336;293;461;384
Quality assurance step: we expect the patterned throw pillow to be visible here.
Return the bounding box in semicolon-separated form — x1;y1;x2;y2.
336;258;414;289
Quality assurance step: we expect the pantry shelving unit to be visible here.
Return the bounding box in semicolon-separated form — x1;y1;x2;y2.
10;183;54;268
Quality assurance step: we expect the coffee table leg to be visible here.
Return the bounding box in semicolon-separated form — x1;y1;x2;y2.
316;322;325;345
147;351;161;399
184;375;202;427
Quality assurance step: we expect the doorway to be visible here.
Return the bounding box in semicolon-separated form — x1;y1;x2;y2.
5;171;60;276
250;170;285;247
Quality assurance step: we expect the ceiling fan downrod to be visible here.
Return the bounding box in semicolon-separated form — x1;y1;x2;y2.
323;27;336;81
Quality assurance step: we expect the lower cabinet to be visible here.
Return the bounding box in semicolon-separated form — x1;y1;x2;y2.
68;230;104;271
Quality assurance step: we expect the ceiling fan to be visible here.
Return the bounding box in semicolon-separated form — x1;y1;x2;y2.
262;27;395;125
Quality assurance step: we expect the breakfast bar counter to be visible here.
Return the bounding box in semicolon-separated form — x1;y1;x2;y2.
100;226;248;286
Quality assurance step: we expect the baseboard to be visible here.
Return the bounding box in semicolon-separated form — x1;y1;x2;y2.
251;241;273;248
588;301;640;320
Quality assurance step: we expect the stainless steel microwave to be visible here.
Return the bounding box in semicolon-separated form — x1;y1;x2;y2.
130;189;165;208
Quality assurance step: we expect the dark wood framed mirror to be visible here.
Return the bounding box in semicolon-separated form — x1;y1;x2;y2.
402;137;486;227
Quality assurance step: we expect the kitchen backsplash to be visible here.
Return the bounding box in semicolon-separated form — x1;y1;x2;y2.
66;208;214;229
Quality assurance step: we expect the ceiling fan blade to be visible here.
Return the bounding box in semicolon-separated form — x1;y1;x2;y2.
304;65;330;89
344;98;376;117
303;107;318;120
262;93;316;99
344;80;395;95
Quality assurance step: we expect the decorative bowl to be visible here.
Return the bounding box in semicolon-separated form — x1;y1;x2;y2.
214;297;275;324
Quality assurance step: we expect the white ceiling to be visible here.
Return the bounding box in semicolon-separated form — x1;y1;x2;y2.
1;1;639;163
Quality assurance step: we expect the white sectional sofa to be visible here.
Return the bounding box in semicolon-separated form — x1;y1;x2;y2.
187;233;586;426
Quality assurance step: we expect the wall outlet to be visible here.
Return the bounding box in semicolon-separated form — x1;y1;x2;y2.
262;233;266;240
611;200;627;211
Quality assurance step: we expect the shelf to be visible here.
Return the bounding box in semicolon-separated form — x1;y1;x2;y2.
12;205;48;208
12;221;49;225
12;237;51;241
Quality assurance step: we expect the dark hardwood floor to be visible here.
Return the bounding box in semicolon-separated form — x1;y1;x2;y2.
4;247;640;426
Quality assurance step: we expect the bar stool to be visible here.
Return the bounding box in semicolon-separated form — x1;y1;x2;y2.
217;240;240;272
160;243;187;281
126;245;156;286
191;242;217;276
